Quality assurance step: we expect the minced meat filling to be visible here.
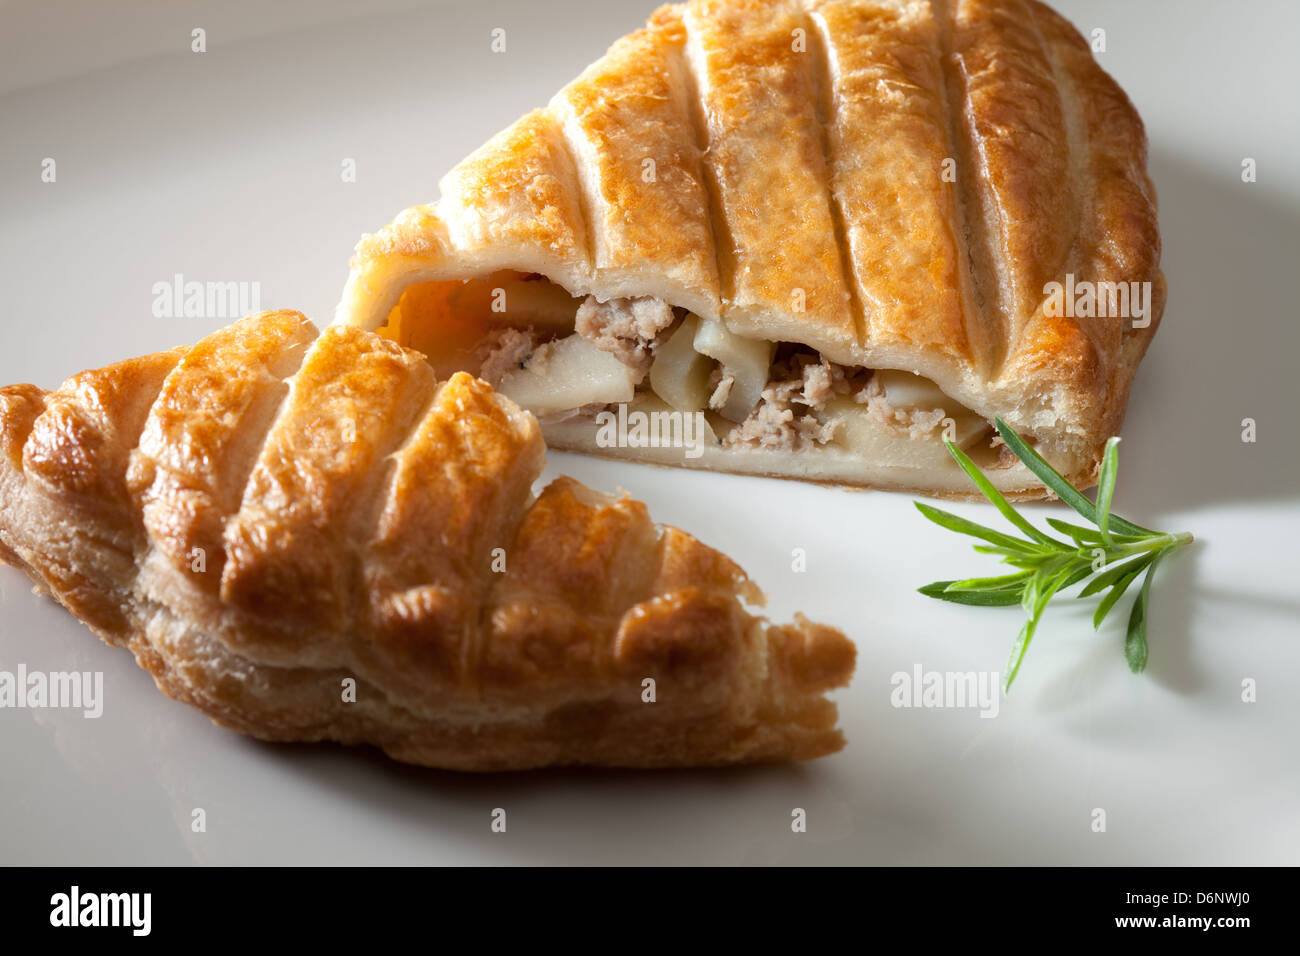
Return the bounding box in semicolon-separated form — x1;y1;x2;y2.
476;302;963;454
476;327;541;384
862;374;948;440
706;366;734;412
474;294;679;388
723;348;867;452
574;295;677;378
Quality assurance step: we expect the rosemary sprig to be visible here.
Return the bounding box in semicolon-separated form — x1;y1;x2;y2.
917;418;1193;691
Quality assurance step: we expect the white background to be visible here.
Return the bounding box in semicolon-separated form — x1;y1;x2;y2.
0;0;1296;864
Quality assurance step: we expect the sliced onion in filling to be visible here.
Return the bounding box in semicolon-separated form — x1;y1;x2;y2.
495;334;636;416
379;276;1001;467
648;314;714;413
823;397;984;466
691;315;774;422
868;370;989;446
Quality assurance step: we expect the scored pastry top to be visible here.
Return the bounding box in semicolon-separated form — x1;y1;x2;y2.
0;311;855;769
337;0;1163;476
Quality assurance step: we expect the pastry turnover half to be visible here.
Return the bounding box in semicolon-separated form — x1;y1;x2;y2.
336;0;1164;497
0;312;854;770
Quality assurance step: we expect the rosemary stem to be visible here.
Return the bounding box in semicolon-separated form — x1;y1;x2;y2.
1099;531;1194;562
918;420;1195;687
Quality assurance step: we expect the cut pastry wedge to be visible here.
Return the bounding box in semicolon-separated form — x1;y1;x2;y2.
335;0;1165;498
0;311;855;771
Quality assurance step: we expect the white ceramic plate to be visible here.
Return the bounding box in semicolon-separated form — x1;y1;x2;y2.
1;0;1297;865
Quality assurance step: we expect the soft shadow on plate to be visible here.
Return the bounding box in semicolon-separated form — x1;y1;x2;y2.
1006;150;1299;709
258;741;840;865
1094;147;1300;517
1030;536;1205;709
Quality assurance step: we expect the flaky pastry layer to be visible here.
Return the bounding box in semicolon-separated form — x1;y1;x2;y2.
0;312;854;770
335;0;1165;495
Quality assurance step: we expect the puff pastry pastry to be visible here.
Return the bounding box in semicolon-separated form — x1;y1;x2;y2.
0;311;855;770
336;0;1164;498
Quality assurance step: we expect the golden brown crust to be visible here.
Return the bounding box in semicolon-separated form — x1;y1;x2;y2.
684;0;857;356
127;311;316;592
555;6;721;316
439;109;590;276
1023;0;1162;457
219;325;437;641
949;0;1074;365
0;312;854;770
812;0;983;370
335;0;1164;496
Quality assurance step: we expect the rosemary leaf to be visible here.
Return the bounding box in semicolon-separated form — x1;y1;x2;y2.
917;420;1193;688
